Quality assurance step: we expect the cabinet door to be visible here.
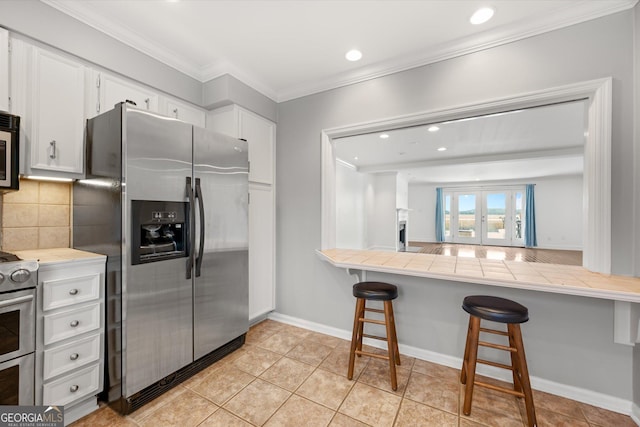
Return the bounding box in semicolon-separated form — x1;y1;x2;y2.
239;109;275;184
166;99;206;127
249;184;275;320
0;28;8;111
97;72;158;115
30;48;85;175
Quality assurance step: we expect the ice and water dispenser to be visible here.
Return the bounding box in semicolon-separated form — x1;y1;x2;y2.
131;200;188;265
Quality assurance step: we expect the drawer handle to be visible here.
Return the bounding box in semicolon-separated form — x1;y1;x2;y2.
70;353;79;361
70;385;79;393
70;320;80;328
69;288;79;295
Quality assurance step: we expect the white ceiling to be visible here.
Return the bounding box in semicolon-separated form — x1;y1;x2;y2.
43;0;636;102
334;100;587;183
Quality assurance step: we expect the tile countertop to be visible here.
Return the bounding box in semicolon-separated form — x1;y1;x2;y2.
318;248;640;304
14;248;106;266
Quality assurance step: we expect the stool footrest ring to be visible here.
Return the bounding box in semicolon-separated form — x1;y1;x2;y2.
362;333;388;342
475;381;525;398
479;340;517;352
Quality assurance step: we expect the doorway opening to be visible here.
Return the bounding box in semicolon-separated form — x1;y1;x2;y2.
443;187;525;247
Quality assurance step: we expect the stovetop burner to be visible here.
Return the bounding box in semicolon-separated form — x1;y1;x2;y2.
0;251;21;263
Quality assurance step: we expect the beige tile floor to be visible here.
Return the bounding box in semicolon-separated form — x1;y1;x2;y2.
72;320;636;427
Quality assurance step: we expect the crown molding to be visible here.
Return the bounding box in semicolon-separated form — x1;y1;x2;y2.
43;0;636;104
277;0;637;101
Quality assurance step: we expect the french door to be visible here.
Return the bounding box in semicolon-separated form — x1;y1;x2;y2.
444;188;524;246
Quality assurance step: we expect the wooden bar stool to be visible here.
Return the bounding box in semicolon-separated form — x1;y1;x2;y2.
347;281;401;390
460;295;537;427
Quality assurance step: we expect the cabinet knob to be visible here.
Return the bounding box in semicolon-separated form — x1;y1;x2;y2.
69;288;79;295
69;385;79;393
145;98;150;109
69;320;79;327
49;140;57;159
69;353;79;361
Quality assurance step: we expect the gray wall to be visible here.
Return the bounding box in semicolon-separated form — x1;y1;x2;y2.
276;11;636;401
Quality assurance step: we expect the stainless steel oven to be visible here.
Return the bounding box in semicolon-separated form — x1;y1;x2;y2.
0;252;38;405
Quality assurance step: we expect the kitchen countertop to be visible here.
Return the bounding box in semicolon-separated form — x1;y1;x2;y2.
14;248;106;265
318;248;640;304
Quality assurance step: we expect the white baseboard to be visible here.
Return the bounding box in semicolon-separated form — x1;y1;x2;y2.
268;311;635;419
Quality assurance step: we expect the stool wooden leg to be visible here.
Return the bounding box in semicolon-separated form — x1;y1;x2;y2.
460;316;474;385
356;299;365;355
508;326;523;394
387;300;401;366
462;316;481;416
509;324;537;427
348;298;365;380
383;300;398;391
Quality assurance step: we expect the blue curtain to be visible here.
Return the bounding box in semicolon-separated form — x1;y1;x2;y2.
525;184;537;247
435;188;445;242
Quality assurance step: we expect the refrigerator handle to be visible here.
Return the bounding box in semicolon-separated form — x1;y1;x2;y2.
195;178;205;277
186;176;194;279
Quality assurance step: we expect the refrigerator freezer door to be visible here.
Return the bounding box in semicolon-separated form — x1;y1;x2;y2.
123;107;194;397
125;108;193;202
193;127;249;360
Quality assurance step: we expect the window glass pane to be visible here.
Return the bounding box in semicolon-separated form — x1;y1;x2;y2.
444;195;451;237
486;193;506;239
514;191;523;239
458;194;476;237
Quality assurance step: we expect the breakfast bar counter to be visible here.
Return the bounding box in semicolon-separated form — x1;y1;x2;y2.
318;248;640;303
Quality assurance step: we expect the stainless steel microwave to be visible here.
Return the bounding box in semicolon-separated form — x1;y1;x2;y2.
0;111;19;191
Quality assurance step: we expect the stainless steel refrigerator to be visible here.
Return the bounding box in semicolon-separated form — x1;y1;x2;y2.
73;102;248;414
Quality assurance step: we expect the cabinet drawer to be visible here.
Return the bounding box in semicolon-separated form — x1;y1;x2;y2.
42;363;100;406
42;273;100;311
44;303;100;346
43;332;101;381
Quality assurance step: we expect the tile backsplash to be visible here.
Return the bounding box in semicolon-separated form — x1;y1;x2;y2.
1;178;71;251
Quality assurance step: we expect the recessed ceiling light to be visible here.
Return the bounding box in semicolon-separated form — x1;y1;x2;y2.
428;126;440;132
354;156;359;160
345;49;363;61
379;133;389;139
437;147;447;152
470;7;494;25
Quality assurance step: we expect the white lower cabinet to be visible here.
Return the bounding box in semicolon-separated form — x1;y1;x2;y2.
35;255;106;426
249;184;275;319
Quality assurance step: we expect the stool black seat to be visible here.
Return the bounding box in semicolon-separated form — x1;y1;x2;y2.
348;281;400;390
462;295;529;323
352;281;398;300
460;295;537;427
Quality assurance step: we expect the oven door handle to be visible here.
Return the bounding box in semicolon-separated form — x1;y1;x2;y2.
0;294;34;309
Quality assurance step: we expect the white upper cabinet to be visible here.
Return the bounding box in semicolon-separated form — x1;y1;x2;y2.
0;28;8;112
91;71;158;117
161;97;206;128
207;105;275;184
26;46;87;177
